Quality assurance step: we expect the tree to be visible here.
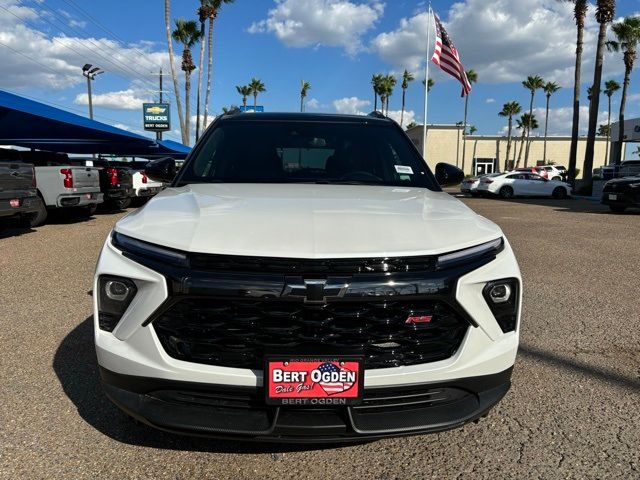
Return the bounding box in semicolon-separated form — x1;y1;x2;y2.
198;0;235;138
455;120;463;166
602;79;621;164
460;70;478;172
400;69;414;126
371;74;383;111
249;77;266;109
422;78;435;92
172;19;203;146
499;101;523;171
607;16;640;165
405;121;418;129
542;82;561;164
469;126;477;135
564;0;589;185
598;124;610;136
164;0;187;144
515;113;538;168
584;0;616;183
522;75;545;166
236;84;251;108
300;80;311;112
379;74;397;116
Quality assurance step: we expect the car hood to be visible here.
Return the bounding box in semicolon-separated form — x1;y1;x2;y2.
606;176;640;186
115;184;503;258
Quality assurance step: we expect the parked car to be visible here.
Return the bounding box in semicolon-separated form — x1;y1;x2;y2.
0;149;40;227
70;158;134;210
477;172;572;199
15;151;103;226
601;174;640;213
117;161;163;203
94;111;522;442
537;165;565;181
460;173;501;196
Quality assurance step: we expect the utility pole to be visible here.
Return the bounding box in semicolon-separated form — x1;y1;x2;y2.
150;68;170;141
81;64;103;120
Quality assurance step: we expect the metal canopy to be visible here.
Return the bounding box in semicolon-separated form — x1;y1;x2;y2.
0;90;190;159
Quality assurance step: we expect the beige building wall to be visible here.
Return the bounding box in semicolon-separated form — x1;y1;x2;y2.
406;125;616;178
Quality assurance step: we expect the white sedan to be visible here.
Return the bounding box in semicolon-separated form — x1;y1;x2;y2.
476;172;572;199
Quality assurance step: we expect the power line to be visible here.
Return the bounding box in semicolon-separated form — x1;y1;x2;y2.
0;39;63;76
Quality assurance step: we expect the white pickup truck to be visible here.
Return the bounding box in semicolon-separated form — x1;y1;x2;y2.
118;160;163;204
20;151;103;226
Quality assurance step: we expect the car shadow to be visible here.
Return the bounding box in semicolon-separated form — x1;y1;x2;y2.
52;316;343;453
0;223;36;239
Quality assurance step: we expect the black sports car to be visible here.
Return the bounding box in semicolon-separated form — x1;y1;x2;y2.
602;175;640;213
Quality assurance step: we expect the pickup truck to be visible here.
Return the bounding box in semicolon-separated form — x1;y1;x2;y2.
119;160;163;204
19;151;103;226
0;149;40;227
71;158;134;210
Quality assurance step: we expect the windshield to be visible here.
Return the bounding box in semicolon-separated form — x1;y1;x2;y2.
176;120;437;189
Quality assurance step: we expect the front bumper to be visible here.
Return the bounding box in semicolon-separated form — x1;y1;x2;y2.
101;366;512;442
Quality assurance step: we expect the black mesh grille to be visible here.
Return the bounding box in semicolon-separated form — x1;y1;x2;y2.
153;298;468;369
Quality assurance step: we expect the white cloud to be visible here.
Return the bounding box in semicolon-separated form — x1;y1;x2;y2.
332;96;370;115
74;89;151;110
500;106;608;136
0;0;168;90
248;0;384;55
486;98;495;104
371;0;622;85
306;97;320;109
386;109;416;128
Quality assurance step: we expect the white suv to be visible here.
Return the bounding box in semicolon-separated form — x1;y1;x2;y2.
94;112;522;442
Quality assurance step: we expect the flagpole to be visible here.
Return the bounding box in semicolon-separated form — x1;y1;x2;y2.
422;3;432;160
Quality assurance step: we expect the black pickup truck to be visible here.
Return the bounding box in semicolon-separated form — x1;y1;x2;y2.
0;149;40;228
72;158;134;210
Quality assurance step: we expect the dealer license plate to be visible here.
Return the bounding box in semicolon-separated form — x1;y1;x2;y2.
265;357;363;406
608;194;618;201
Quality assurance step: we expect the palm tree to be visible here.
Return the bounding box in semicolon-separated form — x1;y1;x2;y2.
249;77;266;109
371;74;383;111
564;0;588;184
598;124;610;136
380;74;397;116
172;19;204;146
406;121;418;129
542;82;560;164
602;79;621;164
522;75;545;166
236;85;251;108
584;0;616;183
400;70;414;126
607;16;640;165
455;120;463;166
499;101;523;171
422;78;435;92
300;80;311;112
199;0;235;137
460;69;478;172
164;0;187;144
515;113;538;168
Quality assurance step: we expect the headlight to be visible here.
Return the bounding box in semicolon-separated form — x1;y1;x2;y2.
436;238;503;270
111;231;188;267
97;275;137;332
483;278;519;333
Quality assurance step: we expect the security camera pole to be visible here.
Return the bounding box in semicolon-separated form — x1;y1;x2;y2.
82;64;104;120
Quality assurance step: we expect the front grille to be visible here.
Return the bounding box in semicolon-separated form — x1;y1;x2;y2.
153;298;468;370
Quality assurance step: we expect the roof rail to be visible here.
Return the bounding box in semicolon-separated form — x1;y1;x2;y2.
221;107;242;117
367;110;387;119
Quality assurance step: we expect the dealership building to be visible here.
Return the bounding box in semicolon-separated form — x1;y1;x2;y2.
406;124;616;177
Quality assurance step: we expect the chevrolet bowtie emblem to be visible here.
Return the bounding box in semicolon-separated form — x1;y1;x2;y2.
282;277;350;303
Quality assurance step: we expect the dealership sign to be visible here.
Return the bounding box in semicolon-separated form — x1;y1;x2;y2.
143;103;170;131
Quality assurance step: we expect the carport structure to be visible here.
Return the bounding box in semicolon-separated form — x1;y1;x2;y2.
0;90;190;158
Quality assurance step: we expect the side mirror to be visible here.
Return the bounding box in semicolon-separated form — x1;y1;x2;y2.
435;163;465;187
145;157;176;183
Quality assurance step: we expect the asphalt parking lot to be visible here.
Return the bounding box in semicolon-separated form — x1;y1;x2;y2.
0;197;638;479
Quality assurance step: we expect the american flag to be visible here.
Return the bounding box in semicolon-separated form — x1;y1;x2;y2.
317;362;355;396
431;13;472;97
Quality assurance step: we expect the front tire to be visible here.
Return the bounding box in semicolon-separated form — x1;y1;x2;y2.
499;186;514;199
609;205;626;213
552;187;568;199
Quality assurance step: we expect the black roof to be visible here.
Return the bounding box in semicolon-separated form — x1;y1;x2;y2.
219;112;393;124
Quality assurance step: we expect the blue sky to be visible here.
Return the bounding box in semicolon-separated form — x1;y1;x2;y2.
0;0;639;152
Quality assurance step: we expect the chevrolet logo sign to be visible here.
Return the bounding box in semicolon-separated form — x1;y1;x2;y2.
147;106;166;114
282;277;350;303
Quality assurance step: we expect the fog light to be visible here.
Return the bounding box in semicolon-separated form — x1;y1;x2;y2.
489;283;512;303
105;280;131;301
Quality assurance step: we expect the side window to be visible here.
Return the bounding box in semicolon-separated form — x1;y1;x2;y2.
507;174;523;180
529;174;544;181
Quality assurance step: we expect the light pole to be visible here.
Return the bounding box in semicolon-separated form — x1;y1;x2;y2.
82;64;103;120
